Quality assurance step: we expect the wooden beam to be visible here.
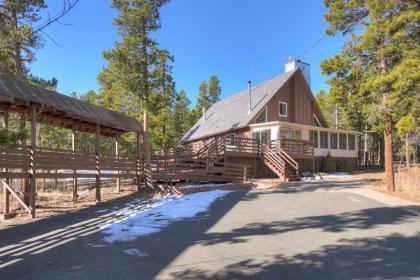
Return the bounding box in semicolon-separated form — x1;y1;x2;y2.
115;138;120;193
30;105;37;218
72;130;78;203
95;124;101;203
2;111;9;215
136;132;141;192
2;180;31;215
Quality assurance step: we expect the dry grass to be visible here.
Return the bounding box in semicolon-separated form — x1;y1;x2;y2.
366;166;420;203
0;181;143;228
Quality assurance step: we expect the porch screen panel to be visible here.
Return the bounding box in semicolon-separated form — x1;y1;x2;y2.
348;134;355;150
330;133;338;149
320;131;328;149
339;133;347;150
280;128;290;139
291;129;302;140
310;130;319;148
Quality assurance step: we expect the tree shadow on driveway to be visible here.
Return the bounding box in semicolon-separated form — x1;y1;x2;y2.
0;189;249;280
172;232;420;280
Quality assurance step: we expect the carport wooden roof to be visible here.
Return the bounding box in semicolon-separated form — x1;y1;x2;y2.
0;75;142;136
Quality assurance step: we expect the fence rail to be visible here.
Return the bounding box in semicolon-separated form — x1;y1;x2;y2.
0;146;140;180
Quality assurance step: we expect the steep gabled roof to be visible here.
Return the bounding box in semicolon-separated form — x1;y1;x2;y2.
182;69;298;143
0;75;142;136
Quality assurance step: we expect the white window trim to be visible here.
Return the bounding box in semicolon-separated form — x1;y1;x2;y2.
313;113;322;127
278;102;288;117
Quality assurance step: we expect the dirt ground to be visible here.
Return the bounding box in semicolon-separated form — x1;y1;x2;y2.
355;166;420;203
0;182;143;228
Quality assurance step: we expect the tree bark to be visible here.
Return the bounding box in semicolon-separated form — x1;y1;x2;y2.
11;10;24;77
405;133;409;168
384;113;395;191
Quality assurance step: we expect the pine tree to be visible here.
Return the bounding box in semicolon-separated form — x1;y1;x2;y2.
0;1;46;77
196;80;210;111
99;0;173;189
173;90;192;143
208;75;221;105
322;0;420;191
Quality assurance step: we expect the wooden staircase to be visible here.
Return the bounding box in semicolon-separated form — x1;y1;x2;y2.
153;136;301;182
259;142;299;181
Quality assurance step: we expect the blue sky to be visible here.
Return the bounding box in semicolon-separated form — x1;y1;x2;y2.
30;0;345;106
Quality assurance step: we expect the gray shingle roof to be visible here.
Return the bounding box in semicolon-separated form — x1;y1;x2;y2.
0;75;142;134
182;69;297;142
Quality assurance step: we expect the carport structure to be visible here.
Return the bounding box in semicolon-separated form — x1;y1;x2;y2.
0;75;147;218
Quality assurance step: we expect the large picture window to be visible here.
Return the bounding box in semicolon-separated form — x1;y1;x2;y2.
252;129;271;145
330;133;338;149
339;133;347;150
309;130;319;148
278;102;287;117
320;131;329;149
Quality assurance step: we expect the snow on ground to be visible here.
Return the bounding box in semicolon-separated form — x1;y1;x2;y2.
323;172;352;178
299;175;323;181
98;190;231;244
123;248;150;257
178;182;236;189
299;172;352;181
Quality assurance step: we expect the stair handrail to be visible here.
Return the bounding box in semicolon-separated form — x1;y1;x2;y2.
269;139;299;175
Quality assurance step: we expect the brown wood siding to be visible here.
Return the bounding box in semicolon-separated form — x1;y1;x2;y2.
251;72;328;127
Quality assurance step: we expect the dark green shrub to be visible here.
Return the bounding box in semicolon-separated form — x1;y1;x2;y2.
337;160;352;173
321;152;336;173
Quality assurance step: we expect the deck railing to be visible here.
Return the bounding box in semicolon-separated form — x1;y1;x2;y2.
270;139;314;156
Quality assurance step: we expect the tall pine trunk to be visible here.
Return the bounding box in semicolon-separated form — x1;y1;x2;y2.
381;58;395;192
405;133;409;168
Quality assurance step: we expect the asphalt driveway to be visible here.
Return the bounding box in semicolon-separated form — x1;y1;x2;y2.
1;179;420;280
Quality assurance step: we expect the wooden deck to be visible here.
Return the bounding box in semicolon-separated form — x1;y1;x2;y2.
1;135;314;219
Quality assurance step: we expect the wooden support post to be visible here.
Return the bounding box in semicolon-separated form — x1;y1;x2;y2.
95;124;101;203
142;113;154;190
115;138;120;193
2;111;9;215
136;132;141;192
30;105;37;218
72;130;78;203
20;113;31;205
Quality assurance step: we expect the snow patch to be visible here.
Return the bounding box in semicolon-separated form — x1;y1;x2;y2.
99;190;231;244
123;248;150;257
94;209;109;214
300;175;323;181
178;182;235;189
324;172;351;178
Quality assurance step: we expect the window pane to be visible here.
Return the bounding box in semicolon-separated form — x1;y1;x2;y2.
320;131;328;149
256;108;267;123
279;102;287;116
280;128;290;139
339;133;347;150
330;133;337;149
313;115;321;127
310;130;318;148
348;134;355;150
260;130;271;145
291;129;301;140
